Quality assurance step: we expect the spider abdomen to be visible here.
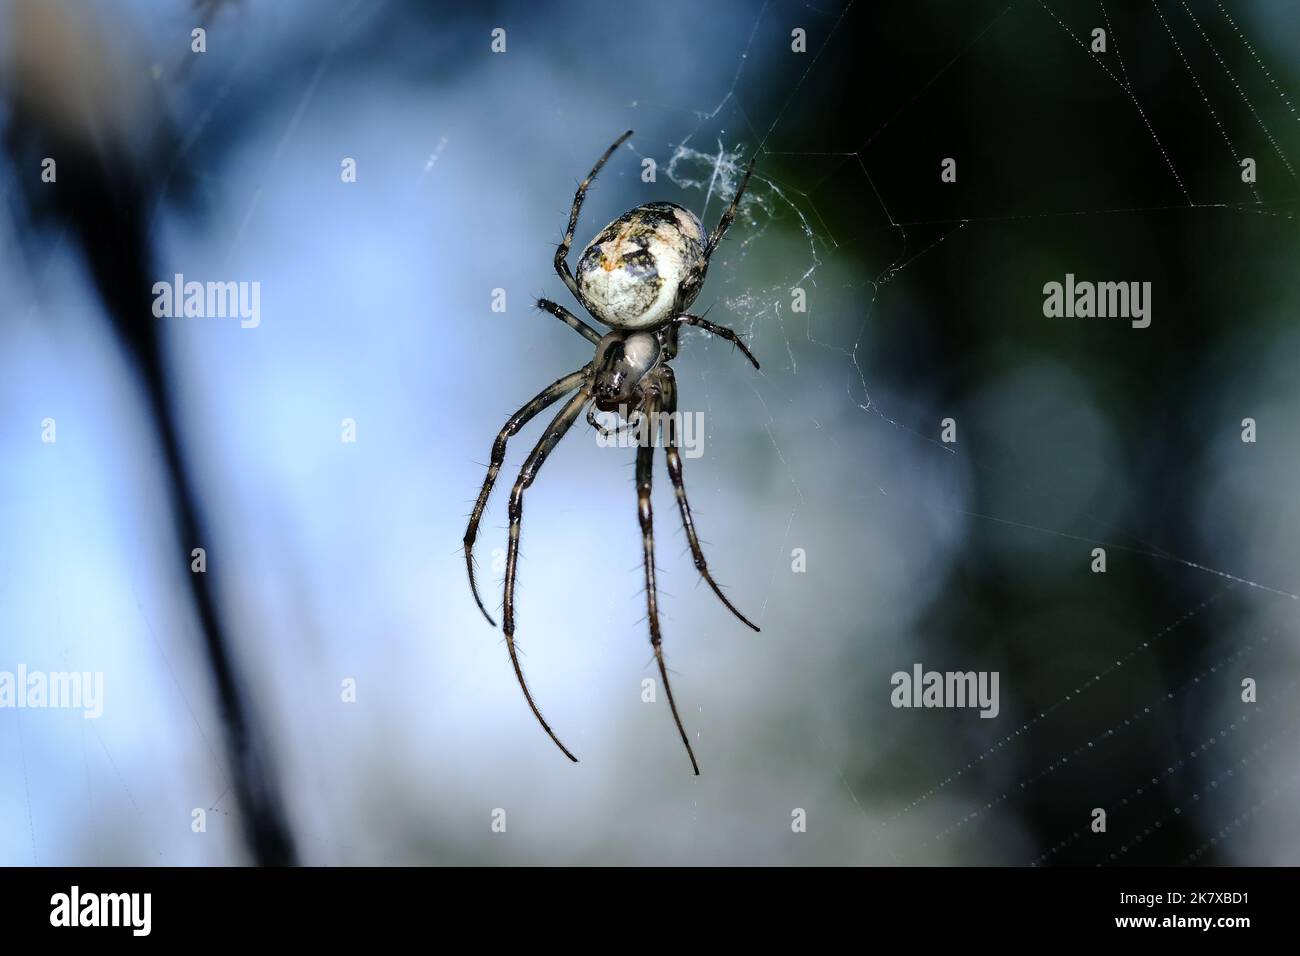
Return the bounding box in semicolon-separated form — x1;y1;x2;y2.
576;201;706;330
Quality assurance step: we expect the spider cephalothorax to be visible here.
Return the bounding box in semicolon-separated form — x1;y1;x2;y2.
592;329;662;410
463;130;760;774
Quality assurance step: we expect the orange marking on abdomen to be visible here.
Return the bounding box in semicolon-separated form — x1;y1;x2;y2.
601;227;634;271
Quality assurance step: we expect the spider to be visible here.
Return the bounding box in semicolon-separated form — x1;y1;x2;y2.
463;130;761;775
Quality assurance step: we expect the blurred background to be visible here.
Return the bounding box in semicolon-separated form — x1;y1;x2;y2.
1;0;1298;865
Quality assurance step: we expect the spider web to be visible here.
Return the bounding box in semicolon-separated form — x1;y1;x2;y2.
620;0;1300;865
6;0;1300;868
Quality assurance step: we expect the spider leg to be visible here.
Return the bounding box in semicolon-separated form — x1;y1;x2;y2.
503;386;591;762
555;129;634;305
537;297;602;345
704;154;757;259
675;314;760;370
636;386;701;775
464;367;589;626
659;367;760;632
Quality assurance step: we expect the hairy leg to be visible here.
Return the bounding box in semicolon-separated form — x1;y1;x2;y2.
537;297;602;345
659;367;759;631
502;387;591;761
554;130;634;305
705;155;757;258
636;386;701;774
675;314;760;369
464;368;588;625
